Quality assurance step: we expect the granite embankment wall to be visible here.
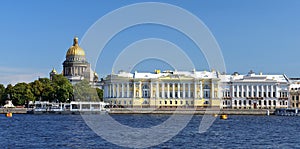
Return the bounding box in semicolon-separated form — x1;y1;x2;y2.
0;108;274;115
0;108;29;114
108;108;274;115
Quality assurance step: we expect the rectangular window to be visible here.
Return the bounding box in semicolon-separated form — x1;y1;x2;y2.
243;92;246;97
180;101;183;105
297;96;299;100
234;92;237;97
268;92;271;97
175;101;178;104
273;92;276;97
239;92;242;97
170;101;172;105
165;101;167;104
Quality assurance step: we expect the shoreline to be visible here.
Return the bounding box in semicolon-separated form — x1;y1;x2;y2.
0;108;273;115
108;108;273;115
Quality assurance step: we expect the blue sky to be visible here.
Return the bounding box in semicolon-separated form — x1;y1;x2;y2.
0;0;300;85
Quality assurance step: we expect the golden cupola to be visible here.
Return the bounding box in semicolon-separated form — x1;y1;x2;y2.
66;37;85;57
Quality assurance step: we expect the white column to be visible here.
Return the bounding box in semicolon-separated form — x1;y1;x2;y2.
270;85;274;98
246;85;249;97
241;85;244;98
121;83;124;98
178;83;181;98
261;85;264;97
167;83;170;98
256;85;259;97
156;81;159;98
104;85;107;98
211;82;215;99
194;81;197;98
139;81;142;98
112;84;115;98
251;85;254;98
231;85;235;97
275;85;279;98
117;84;120;98
236;85;239;98
265;85;272;98
188;83;191;98
217;82;221;98
183;83;186;98
172;83;175;98
109;84;112;97
127;82;129;98
150;82;153;98
162;83;165;98
133;82;136;98
200;81;203;98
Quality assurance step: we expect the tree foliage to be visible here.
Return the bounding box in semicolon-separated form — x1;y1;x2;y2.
0;76;69;106
12;82;34;106
0;84;5;105
73;79;101;102
51;74;73;103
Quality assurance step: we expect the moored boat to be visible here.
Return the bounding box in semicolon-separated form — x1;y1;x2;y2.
275;108;299;116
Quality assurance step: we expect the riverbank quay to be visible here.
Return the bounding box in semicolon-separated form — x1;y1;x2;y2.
0;108;274;115
0;108;30;114
108;108;274;115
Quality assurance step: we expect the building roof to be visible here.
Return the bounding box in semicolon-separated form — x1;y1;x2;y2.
221;72;289;83
106;70;219;80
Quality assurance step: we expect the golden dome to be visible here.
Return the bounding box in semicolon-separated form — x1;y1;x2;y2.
66;37;85;57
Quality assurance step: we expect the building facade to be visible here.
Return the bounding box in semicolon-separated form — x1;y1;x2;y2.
103;70;222;108
103;70;291;109
221;71;290;109
289;79;300;108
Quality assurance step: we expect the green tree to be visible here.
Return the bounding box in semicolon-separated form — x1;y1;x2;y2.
2;84;13;104
12;82;34;107
73;79;101;102
0;84;5;105
52;74;73;103
39;78;55;101
96;88;103;101
30;80;43;102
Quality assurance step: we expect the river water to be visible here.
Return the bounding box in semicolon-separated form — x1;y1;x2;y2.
0;114;299;148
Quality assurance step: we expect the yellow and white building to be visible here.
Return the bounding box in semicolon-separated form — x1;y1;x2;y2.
103;70;222;108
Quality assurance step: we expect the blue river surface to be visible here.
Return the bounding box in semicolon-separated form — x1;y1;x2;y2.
0;114;300;149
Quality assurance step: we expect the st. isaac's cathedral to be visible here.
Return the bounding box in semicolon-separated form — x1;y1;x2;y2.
50;37;100;87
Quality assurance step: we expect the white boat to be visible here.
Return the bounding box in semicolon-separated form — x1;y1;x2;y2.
32;101;109;114
275;108;299;116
